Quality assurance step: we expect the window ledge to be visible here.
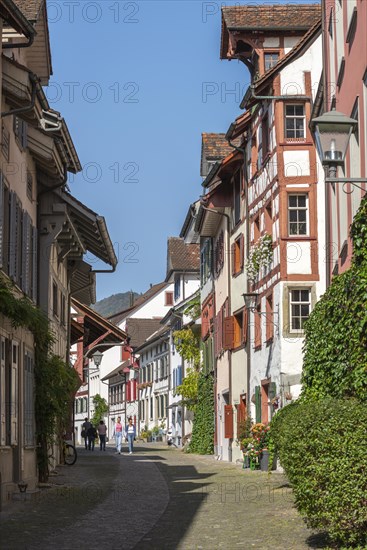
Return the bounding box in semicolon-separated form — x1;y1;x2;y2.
283;236;316;241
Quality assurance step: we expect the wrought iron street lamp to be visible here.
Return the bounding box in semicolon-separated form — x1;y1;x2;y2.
312;109;367;188
242;292;260;312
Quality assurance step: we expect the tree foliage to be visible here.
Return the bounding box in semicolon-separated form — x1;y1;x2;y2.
173;327;201;411
173;328;200;370
91;394;109;427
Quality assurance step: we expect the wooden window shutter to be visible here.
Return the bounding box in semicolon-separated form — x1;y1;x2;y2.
203;341;208;374
224;405;233;438
223;316;234;350
21;211;29;294
31;226;37;302
239;234;244;269
208;337;213;372
0;337;5;446
0;174;3;269
11;342;18;445
231;242;236;276
9;192;17;280
255;385;261;423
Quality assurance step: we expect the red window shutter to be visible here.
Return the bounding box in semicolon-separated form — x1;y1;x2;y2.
224;405;233;438
219;309;223;351
239;234;244;269
223;316;234;350
214;315;219;357
231;243;236;276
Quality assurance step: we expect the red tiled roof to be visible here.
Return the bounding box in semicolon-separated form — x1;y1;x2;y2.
12;0;44;21
222;4;320;30
202;133;234;161
221;4;321;59
166;237;200;280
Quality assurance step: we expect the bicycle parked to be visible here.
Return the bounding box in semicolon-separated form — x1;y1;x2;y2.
63;438;77;466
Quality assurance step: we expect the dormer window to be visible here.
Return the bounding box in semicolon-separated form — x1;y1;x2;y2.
264;52;279;71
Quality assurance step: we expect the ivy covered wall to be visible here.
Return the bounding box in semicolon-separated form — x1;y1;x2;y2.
302;194;367;401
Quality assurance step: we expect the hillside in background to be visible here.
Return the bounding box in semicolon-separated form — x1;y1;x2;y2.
91;292;141;318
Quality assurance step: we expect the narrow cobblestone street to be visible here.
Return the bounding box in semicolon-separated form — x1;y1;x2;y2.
0;443;326;550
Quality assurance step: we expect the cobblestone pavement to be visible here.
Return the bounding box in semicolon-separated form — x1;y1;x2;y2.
0;443;326;550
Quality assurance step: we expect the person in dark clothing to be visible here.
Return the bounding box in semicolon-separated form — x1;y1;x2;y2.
82;418;91;449
98;420;107;451
87;424;97;451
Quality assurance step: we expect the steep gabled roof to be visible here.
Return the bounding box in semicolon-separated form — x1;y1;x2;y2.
166;237;200;281
108;282;169;325
221;3;321;59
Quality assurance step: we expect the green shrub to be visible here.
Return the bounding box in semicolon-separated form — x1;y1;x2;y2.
270;399;367;547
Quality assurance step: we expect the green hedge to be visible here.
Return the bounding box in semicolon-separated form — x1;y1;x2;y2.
270;399;367;547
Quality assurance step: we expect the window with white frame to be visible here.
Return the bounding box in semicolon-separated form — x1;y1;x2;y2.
264;52;279;71
285;104;305;139
290;289;311;331
288;194;308;236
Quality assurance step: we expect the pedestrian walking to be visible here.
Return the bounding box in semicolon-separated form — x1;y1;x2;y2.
113;417;123;454
125;417;136;455
98;420;107;451
82;417;91;449
87;424;97;451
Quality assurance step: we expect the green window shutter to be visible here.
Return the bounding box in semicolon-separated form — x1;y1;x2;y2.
255;386;261;423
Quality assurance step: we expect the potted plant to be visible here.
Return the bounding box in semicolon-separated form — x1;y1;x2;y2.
146;429;153;442
152;426;160;441
240;437;253;468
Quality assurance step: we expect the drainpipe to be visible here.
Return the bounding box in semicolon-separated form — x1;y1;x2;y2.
240;84;312;110
200;205;232;460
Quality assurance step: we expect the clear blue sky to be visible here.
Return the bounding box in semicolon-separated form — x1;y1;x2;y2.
47;0;317;301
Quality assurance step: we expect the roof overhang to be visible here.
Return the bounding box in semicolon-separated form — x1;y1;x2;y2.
1;0;36;43
60;191;117;269
2;55;81;175
70;260;96;306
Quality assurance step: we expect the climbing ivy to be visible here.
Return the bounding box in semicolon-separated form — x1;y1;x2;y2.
187;372;214;455
0;276;79;481
302;194;367;401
